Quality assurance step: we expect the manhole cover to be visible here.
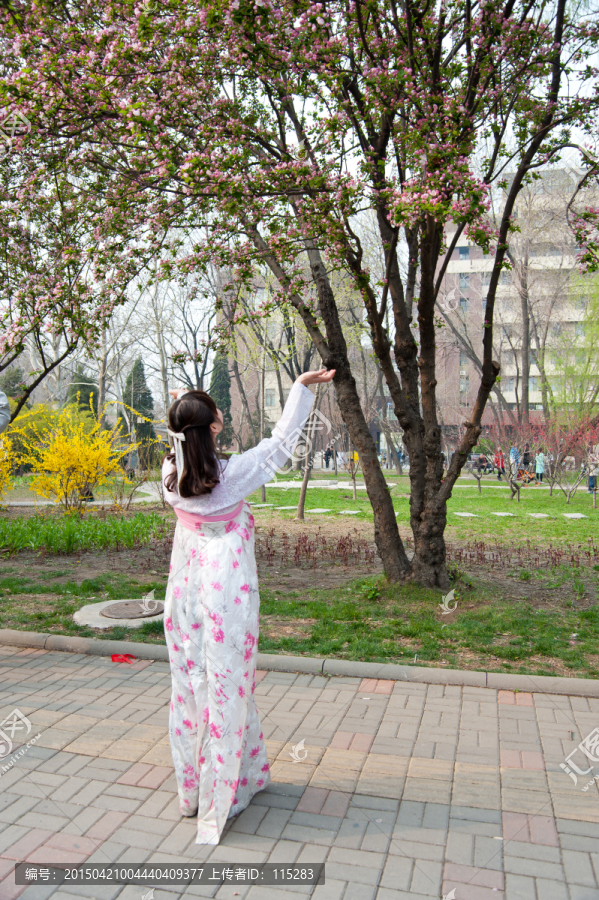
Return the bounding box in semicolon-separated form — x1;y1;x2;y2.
100;600;165;620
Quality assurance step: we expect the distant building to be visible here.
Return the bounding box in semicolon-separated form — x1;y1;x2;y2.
437;168;591;428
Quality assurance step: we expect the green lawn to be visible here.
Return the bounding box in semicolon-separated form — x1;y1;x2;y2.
249;478;599;544
258;573;599;678
0;478;597;677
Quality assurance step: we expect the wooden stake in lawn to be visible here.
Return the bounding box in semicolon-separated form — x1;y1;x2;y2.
347;446;361;501
296;385;322;521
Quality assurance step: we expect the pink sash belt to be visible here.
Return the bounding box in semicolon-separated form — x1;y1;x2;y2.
174;500;245;532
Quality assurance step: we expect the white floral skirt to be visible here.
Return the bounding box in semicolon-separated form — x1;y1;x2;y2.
163;502;270;844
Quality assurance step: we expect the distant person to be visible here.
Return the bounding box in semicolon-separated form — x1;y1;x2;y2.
0;391;9;434
522;444;531;470
588;446;599;493
510;445;519;477
324;447;332;469
535;448;545;483
494;447;505;480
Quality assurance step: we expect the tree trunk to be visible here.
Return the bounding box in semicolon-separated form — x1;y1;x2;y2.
520;255;530;424
232;358;257;447
306;248;411;581
404;217;450;588
251;227;410;582
97;326;108;428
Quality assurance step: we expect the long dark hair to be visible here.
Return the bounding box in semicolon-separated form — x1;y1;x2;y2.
164;391;221;497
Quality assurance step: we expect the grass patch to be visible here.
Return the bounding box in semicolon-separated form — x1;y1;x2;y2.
258;571;599;678
0;569;168;642
0;512;171;553
249;479;599;545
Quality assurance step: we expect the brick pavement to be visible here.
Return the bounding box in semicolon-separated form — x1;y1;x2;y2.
0;645;598;900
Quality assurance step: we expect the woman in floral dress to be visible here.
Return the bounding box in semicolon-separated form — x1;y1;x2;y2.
162;368;334;845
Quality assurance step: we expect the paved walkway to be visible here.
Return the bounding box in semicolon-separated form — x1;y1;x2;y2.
0;645;598;900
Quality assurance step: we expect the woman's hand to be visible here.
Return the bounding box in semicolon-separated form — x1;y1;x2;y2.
297;368;336;386
169;388;187;400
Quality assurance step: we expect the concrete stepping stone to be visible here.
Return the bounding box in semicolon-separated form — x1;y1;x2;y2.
274;506;298;511
306;508;332;514
74;598;164;631
563;513;588;519
339;509;360;515
252;504;273;508
528;513;550;518
454;512;479;517
492;512;515;517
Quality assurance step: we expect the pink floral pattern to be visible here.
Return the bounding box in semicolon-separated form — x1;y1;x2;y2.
164;501;270;845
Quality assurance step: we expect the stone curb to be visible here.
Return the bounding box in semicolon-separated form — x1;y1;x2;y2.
1;628;598;696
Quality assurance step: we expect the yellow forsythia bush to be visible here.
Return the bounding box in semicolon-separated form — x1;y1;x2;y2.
18;405;131;512
0;436;12;499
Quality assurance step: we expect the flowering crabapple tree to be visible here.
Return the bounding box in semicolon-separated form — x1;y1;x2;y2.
0;150;153;420
3;0;599;586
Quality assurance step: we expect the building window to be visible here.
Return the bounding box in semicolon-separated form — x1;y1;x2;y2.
265;389;276;407
503;376;515;392
500;271;511;285
574;296;586;311
460;297;469;313
481;272;492;286
575;322;585;337
551;323;562;338
459;351;469;367
459;374;469;394
458;247;469;260
529;376;538;393
459;273;469;290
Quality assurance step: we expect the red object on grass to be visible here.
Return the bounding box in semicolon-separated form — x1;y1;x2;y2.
111;653;136;664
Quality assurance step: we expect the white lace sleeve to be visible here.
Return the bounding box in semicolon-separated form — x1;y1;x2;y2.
0;391;9;434
162;381;315;515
